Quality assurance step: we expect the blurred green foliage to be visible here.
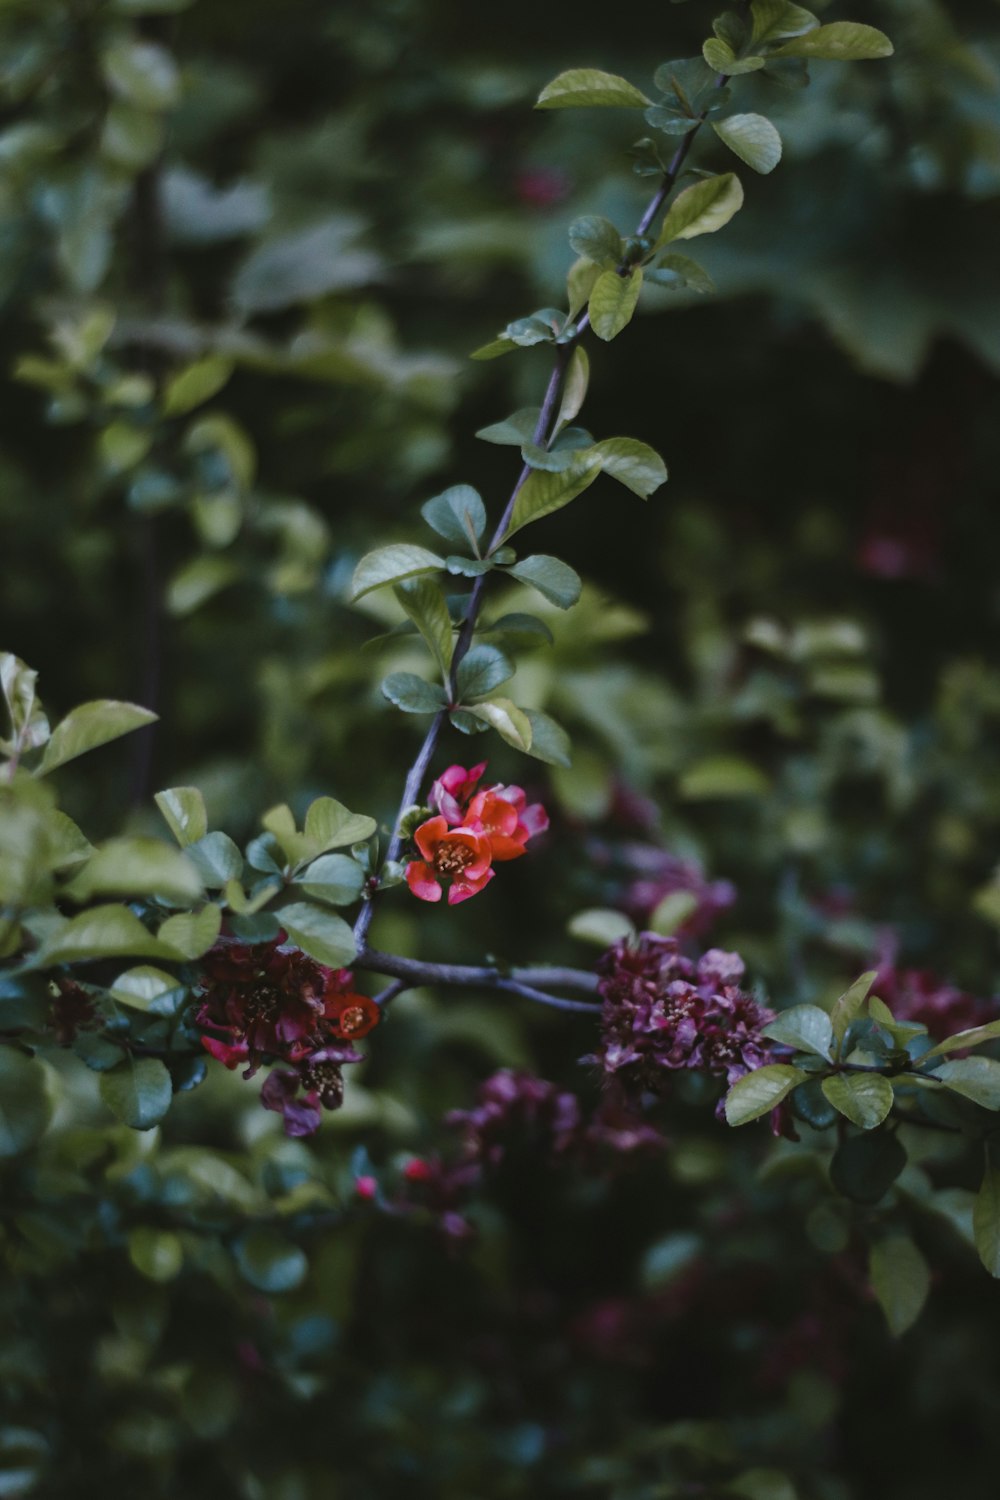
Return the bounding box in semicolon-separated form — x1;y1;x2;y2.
4;0;1000;1496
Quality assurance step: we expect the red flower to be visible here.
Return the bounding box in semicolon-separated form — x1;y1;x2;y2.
405;815;494;904
467;783;548;860
325;991;380;1040
429;761;488;826
260;1043;361;1137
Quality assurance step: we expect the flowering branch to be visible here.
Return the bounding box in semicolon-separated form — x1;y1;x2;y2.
353;84;724;948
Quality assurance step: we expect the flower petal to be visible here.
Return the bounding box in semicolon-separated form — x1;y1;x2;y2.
406;860;443;902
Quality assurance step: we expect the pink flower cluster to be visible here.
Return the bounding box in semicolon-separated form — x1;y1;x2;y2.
405;762;548;905
594;934;775;1101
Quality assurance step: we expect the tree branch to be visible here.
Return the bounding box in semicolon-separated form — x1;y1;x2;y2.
356;946;602;1015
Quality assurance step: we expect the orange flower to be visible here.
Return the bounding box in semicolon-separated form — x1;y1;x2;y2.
325;992;381;1040
405;815;494;904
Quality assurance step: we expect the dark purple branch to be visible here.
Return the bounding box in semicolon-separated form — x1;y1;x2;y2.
356;947;602;1015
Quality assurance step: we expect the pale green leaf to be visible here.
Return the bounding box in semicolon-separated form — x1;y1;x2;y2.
725;1064;808;1125
712;113;782;173
702;38;766;74
503;460;602;540
568;215;623;270
382;673;448;714
109;965;182;1012
821;1072;894;1129
157;903;222;959
351;544;445;602
656;173;744;248
165;556;240;615
394;576;454;676
162;356;232;416
869;1234;930;1336
555;346;590;433
0;1046;52;1157
522;709;571;767
762;1004;834;1060
536;68;651;110
750;1;820;47
37;700;157;775
303;797;377;854
155;786;207;846
128;1226;184;1282
975;1166;1000;1277
568;908;635;946
926;1020;1000;1058
184;831;244;887
831;970;877;1045
468;698;533;752
587;436;667;498
420;485;487;549
66;836;204;904
456;645;514;702
99;1057;172;1130
933;1056;1000;1110
507;555;582;609
296;853;366;907
34;905;175;965
1;653;50;752
773;22;893;60
278;902;357;968
589;267;643;342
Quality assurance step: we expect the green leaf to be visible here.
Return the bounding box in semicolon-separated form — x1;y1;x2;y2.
184;832;244;888
278;902;357;968
475;410;539;448
726;1064;808;1125
656;173;744;248
567;257;601;319
468;698;533;752
109;966;182;1012
536;68;651;110
166;556;240;615
157;903;222;959
925;1020;1000;1058
974;1166;1000;1277
234;1229;307;1293
456;646;515;702
382;673;448;714
933;1057;1000;1110
830;1130;906;1204
0;1046;52;1157
773;22;893;60
750;1;820;47
712;113;782;173
420;485;487;549
507;555;582;610
67;837;204;904
587;436;668;497
161;356;233;417
679;755;769;798
37;700;157;775
589;268;643;342
296;852;365;907
647;253;715;293
762;1004;833;1061
303;798;377;854
154;786;207;847
821;1072;894;1129
870;1235;930;1336
470;337;517;361
128;1227;183;1282
568;908;635;946
702;38;766;75
350;545;445;601
830;970;877;1045
503;460;602;540
568;216;623;270
102;38;179;109
394;577;453;677
100;1058;172;1130
555;347;590;432
522;709;571;767
484;614;554;648
0;653;49;753
445;556;494;577
649;891;699;935
34;905;174;966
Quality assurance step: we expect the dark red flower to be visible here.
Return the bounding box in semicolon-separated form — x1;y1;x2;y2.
49;978;96;1046
593;934;775;1106
260;1043;362;1137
